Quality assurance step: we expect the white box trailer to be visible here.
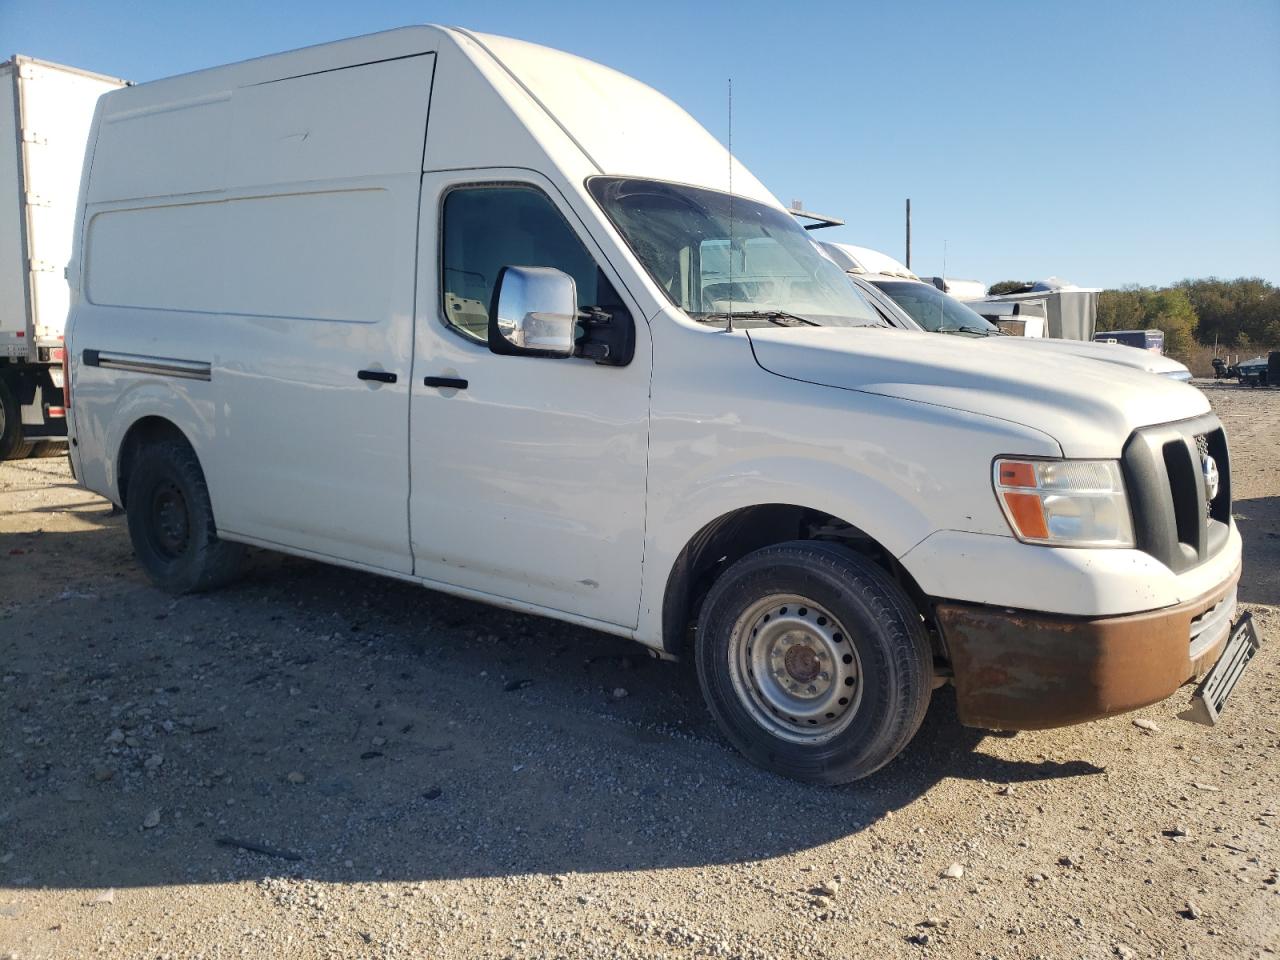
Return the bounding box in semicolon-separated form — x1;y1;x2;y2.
0;55;125;458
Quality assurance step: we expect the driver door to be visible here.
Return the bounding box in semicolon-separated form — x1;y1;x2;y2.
408;172;651;628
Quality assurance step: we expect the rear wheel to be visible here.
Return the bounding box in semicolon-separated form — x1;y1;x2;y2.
695;541;933;784
125;439;244;593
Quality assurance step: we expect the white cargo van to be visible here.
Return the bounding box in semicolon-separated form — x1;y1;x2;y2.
66;27;1255;782
0;56;125;458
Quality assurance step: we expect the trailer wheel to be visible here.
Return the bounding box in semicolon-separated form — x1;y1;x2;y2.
695;541;933;784
125;438;245;593
0;377;33;460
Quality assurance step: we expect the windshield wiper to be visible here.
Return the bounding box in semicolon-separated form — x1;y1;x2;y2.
694;310;820;328
938;325;995;336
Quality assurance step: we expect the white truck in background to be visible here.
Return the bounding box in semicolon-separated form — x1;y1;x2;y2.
0;55;126;459
819;241;1193;380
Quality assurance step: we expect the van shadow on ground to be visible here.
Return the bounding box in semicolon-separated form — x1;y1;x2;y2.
2;519;1103;892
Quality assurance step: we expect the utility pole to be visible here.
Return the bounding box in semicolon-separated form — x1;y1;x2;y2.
905;198;912;270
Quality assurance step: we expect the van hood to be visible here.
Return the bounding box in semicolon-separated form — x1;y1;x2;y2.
747;326;1211;459
977;335;1192;379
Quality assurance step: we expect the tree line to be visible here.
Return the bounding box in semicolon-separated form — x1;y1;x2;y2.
988;277;1280;358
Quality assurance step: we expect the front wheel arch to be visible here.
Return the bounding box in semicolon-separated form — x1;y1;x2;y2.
661;502;936;659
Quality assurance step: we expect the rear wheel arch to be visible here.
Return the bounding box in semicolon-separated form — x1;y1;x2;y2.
661;502;937;658
116;416;192;509
121;426;243;593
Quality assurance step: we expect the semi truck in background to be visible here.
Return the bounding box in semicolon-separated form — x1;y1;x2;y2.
0;55;126;459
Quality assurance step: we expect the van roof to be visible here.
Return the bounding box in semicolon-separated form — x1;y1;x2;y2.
94;25;776;208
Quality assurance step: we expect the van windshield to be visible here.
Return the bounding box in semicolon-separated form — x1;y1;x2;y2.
588;177;885;328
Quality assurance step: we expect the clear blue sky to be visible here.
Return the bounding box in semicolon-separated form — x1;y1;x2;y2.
3;0;1277;288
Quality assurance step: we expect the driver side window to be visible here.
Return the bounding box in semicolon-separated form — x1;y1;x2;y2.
440;185;602;342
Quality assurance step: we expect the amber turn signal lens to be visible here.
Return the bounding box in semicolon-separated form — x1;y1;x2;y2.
997;460;1036;488
1001;491;1049;540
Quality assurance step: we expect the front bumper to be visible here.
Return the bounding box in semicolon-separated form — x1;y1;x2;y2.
900;524;1242;618
936;563;1241;729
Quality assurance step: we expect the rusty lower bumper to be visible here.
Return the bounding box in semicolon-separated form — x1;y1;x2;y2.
936;565;1241;730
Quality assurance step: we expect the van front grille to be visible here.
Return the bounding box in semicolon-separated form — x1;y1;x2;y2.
1121;414;1231;573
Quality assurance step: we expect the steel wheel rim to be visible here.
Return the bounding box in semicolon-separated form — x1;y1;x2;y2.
149;480;191;560
727;594;863;744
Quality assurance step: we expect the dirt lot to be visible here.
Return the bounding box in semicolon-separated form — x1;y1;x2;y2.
1;383;1277;960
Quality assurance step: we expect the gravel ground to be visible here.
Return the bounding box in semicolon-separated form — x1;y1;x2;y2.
1;382;1277;960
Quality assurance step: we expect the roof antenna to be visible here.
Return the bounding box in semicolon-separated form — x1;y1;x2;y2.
726;77;735;333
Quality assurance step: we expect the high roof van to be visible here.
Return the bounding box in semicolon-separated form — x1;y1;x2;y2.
66;27;1253;782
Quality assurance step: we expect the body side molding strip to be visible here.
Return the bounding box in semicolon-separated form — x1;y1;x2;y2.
82;349;211;381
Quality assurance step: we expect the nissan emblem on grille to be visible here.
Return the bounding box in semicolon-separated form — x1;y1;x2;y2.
1202;453;1220;504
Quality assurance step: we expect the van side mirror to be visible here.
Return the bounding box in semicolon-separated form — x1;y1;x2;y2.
488;266;577;359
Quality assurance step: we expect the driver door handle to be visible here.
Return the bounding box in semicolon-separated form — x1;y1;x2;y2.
357;369;397;384
423;376;468;390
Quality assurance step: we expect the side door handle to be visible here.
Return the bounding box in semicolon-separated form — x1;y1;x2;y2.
357;369;397;384
423;376;468;390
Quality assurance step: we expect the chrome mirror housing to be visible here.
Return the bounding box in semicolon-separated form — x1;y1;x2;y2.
488;266;577;359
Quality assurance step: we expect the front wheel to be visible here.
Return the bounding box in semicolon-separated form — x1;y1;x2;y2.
125;439;245;593
695;541;933;784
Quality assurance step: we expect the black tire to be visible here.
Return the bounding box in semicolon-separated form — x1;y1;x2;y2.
695;541;932;784
0;377;31;461
28;440;65;458
125;439;244;593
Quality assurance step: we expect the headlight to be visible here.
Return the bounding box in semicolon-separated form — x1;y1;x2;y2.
993;458;1135;548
